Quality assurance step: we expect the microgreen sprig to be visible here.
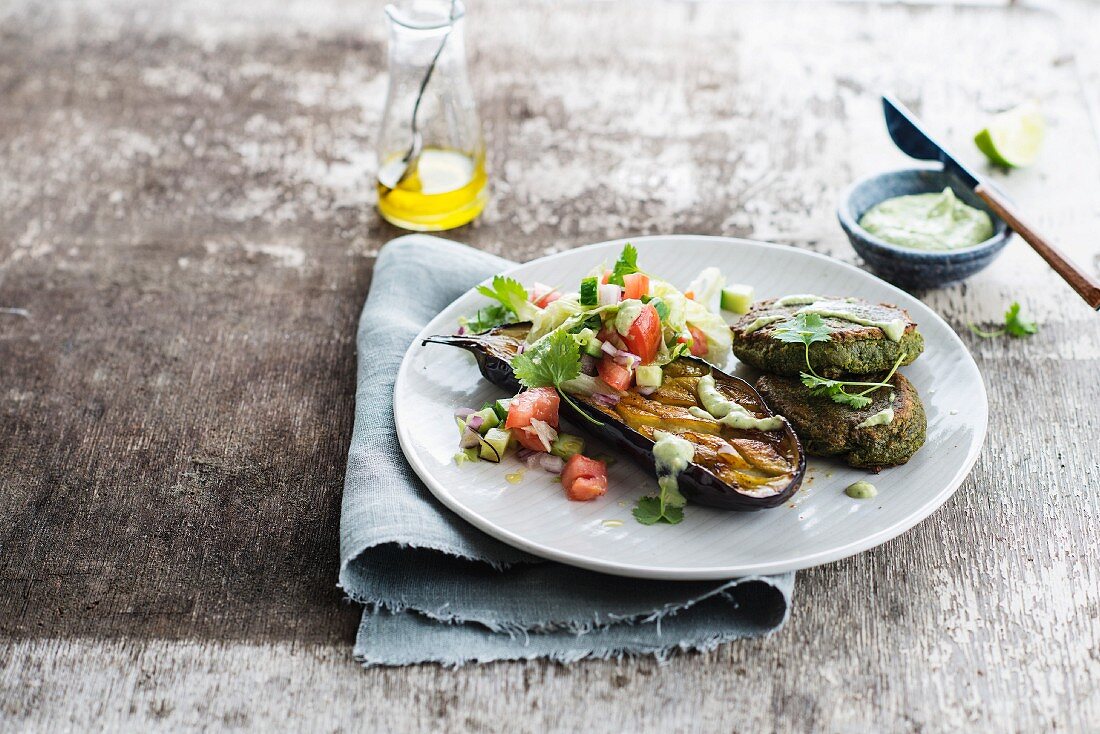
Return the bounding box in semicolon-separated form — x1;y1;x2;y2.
772;313;898;409
968;301;1038;339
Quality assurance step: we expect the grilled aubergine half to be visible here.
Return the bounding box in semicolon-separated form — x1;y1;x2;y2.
425;323;805;511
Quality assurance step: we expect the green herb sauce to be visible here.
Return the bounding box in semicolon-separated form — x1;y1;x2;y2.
739;314;787;335
856;403;894;429
692;374;785;431
614;299;645;336
858;187;994;251
795;300;907;342
652;430;694;500
845;480;878;499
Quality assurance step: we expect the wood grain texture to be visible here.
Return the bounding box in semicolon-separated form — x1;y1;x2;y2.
1;0;1098;731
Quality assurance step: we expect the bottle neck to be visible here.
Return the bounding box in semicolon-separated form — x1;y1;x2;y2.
385;0;465;67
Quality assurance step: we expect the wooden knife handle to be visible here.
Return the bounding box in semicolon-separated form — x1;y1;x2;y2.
975;183;1100;310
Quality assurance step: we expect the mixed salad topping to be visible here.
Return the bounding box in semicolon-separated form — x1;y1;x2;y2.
450;244;765;518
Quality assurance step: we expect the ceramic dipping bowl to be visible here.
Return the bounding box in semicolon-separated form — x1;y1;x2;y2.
837;167;1012;289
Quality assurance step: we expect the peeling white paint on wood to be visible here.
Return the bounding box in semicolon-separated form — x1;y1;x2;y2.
1;0;1099;732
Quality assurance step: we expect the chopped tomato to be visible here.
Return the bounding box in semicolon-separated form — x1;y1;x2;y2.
568;477;607;501
597;356;633;392
623;303;661;364
506;387;560;430
562;454;608;501
688;324;708;357
600;270;612;285
623;273;650;300
534;290;561;308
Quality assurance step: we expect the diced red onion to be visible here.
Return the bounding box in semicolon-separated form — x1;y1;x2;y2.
454;408;475;419
516;447;536;460
456;326;467;336
613;350;640;370
601;340;618;357
529;282;553;303
459;427;481;449
580;354;598;376
538;454;565;474
637;386;657;396
528;418;558;452
524;452;544;469
592;393;621;407
516;343;526;354
598;283;621;307
466;414;484;432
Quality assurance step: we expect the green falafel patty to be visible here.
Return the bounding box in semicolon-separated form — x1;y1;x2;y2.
731;296;924;378
755;371;926;470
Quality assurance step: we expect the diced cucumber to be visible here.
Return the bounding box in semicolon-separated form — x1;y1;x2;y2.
579;276;599;306
491;398;512;422
550;433;585;460
453;447;480;465
479;428;512;462
648;297;670;321
636;365;663;388
470;408;499;434
584;338;604;358
721;284;754;314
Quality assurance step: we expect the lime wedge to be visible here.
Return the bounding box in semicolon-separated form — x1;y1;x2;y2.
974;103;1045;168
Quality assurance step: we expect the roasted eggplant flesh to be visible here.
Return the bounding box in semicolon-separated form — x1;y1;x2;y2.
425;324;805;511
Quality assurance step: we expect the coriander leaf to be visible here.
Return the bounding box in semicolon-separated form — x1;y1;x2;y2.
800;372;840;391
632;496;663;525
459;304;510;334
772;313;835;346
632;496;684;526
828;391;873;409
802;372;876;409
607;243;640;286
476;275;539;322
1004;301;1038;338
968;301;1037;340
662;505;685;524
632;473;688;526
511;330;581;389
511;330;602;426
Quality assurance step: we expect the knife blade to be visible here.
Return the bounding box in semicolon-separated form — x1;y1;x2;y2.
880;94;1100;310
882;95;980;189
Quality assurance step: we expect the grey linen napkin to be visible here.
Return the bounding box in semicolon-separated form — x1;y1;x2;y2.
339;234;794;666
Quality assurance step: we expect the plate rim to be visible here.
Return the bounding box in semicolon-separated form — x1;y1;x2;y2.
393;234;988;579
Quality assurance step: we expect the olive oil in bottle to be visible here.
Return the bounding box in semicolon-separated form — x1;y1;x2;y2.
375;1;488;231
376;148;487;231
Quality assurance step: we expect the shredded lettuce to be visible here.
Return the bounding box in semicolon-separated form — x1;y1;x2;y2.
649;278;731;365
685;267;726;314
685;299;733;364
528;296;584;341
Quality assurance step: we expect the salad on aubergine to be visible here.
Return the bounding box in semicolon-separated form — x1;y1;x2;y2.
425;244;805;525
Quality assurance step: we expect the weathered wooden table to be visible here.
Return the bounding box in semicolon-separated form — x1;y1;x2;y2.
2;0;1099;730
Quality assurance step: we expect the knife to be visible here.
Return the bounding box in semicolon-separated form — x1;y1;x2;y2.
883;95;1100;310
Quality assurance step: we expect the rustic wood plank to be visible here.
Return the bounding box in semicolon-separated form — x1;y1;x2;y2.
1;0;1098;731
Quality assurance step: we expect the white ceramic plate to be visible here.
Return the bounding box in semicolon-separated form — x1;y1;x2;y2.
394;236;986;579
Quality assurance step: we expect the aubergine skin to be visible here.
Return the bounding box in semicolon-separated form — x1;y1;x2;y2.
424;324;806;511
